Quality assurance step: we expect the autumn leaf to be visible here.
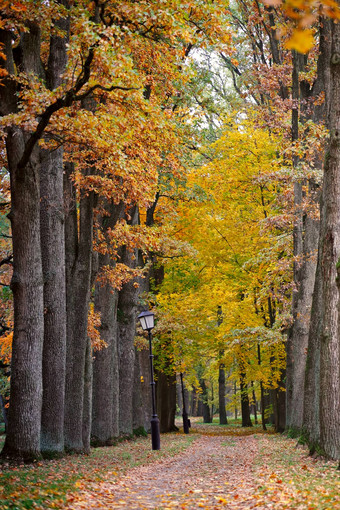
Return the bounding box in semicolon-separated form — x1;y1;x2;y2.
285;28;315;53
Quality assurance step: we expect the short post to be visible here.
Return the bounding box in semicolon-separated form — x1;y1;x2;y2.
180;372;190;434
138;310;160;450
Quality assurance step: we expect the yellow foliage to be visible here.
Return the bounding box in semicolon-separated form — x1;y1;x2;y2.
284;28;315;53
156;115;290;390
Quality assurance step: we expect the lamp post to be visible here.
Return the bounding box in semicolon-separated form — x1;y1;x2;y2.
180;372;190;434
137;310;160;450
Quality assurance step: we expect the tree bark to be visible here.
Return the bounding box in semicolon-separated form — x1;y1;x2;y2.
40;147;66;456
240;370;252;427
286;22;330;431
319;20;340;461
2;130;44;461
200;379;212;423
0;26;44;461
156;371;177;433
40;1;69;457
118;206;139;435
218;366;227;424
64;164;94;453
91;202;123;444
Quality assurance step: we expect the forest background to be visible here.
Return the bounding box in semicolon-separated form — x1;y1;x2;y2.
0;0;339;465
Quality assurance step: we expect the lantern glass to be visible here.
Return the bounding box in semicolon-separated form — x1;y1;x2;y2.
138;311;155;330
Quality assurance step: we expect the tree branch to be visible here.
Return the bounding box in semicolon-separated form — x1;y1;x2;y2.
0;254;13;267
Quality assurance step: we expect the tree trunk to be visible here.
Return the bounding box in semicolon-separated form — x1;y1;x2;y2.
40;2;69;457
240;371;252;427
135;347;152;432
92;274;119;444
40;147;66;456
319;20;340;461
200;379;212;423
218;366;227;424
156;371;177;433
286;22;330;431
82;334;93;452
91;202;124;445
0;26;44;461
2;130;44;461
118;206;139;436
64;165;94;453
251;381;258;425
303;256;322;447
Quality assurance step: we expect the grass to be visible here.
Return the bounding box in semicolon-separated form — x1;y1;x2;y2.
253;434;340;509
182;415;275;437
0;432;196;510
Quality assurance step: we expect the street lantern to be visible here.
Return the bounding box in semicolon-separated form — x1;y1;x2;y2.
138;310;155;331
137;310;160;450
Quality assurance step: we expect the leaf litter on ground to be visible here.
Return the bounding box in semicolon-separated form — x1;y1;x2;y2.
0;420;339;509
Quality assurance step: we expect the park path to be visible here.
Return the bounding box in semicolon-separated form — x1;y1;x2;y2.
66;434;271;509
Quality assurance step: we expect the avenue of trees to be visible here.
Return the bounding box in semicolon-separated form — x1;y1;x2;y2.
0;0;339;464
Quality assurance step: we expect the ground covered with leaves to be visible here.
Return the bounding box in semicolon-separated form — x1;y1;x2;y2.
0;421;339;509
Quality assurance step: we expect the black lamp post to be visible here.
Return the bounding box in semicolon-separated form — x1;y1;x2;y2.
137;310;160;450
180;372;190;434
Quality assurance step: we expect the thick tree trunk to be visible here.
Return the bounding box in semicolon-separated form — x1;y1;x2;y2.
91;202;123;444
64;165;94;453
118;206;139;436
156;371;177;433
240;371;252;427
92;270;119;443
2;131;44;461
40;148;66;456
135;347;152;432
92;283;119;444
319;20;340;461
303;256;322;447
286;25;329;431
40;2;69;456
303;19;340;459
0;26;44;461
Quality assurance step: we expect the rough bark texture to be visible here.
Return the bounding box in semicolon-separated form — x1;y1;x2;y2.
118;206;139;435
3;131;44;461
303;253;322;446
287;22;330;431
319;20;340;461
133;347;151;431
303;20;332;447
64;165;94;453
91;202;123;444
92;277;119;443
0;26;44;461
40;2;69;456
40;148;66;455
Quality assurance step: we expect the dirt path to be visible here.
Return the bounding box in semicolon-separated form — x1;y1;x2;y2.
67;435;264;509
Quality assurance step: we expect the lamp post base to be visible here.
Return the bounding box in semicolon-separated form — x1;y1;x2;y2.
151;415;160;450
